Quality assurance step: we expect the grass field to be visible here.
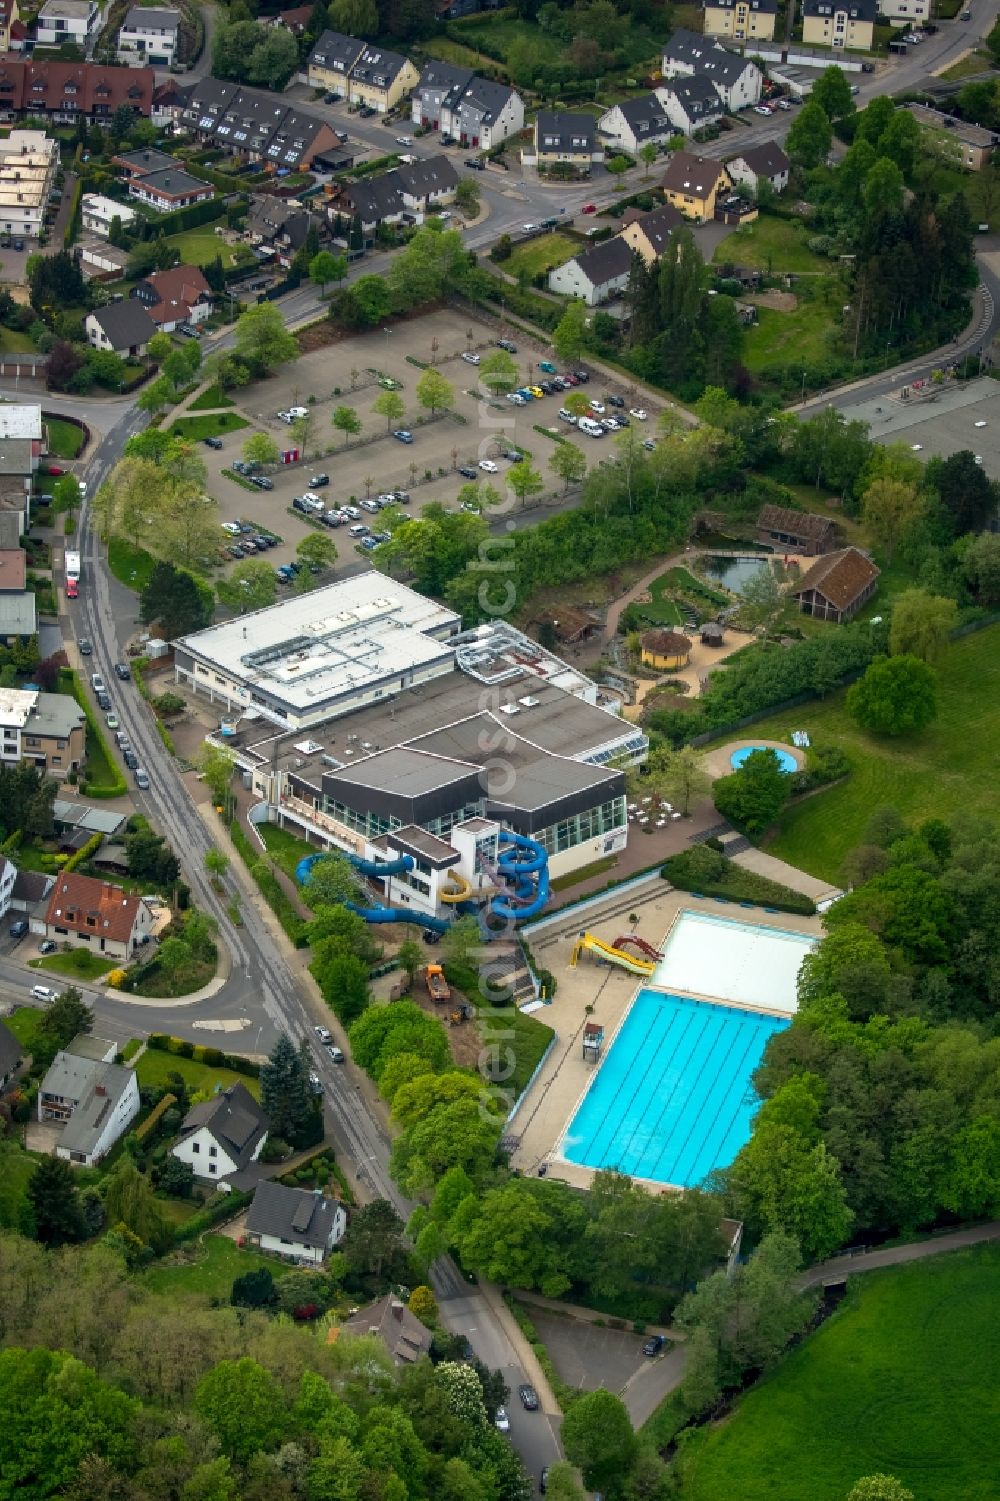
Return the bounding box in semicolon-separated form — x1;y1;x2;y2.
30;950;116;980
0;325;36;354
506;232;578;280
0;1140;36;1229
163;230;241;268
107;536;158;593
187;383;235;411
743;299;839;376
3;1005;43;1050
680;1245;1000;1501
713;215;834;275
456;14;661;72
44;415;86;459
169;411;249;442
144;1233;286;1300
258;822;318;885
136;1048;261;1099
742;623;1000;880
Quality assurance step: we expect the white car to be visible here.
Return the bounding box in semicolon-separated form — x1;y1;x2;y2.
494;1407;510;1433
522;223;538;233
222;522;241;535
462;352;481;365
589;400;605;415
479;459;498;473
558;408;578;424
302;492;323;505
507;392;527;405
754;105;772;116
279;405;309;422
395;135;412;146
630;408;648;421
376;493;396;505
314;1025;332;1044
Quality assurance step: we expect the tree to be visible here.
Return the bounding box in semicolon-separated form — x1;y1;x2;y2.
233;302;298;373
344;1198;407;1279
0;1348;137;1499
140;560;214;640
137;376;175;417
36;986;93;1053
289;411;315;461
408;1285;438;1325
147;330;174;364
786;100;833;168
926;449;998;539
242;432;279;468
712;748;791;836
440;913;483;972
565;390;592;419
454;178;480;216
811;64;854;120
415;367;454;416
542;1463;586;1501
311;945;370;1026
302;853;358;906
637;743;710;817
607;154;632;189
310;250;347;294
479;349;518;395
332;404;362;446
728;1127;853;1262
373;388;405;431
195;1359;286;1465
103;1158;172;1252
561;1390;636;1492
847;655;938;736
548;442;586;493
26;1156;85;1245
217;559;278;614
846;1479;915;1501
397;938;424;987
888;589;957;663
199;744;235;806
962;529;1000;606
552;300;590;365
296;532;338;574
246;25;299;88
261;1033;313;1145
639;142;658;179
507;459;544;509
328;0;378;33
861;478;924;562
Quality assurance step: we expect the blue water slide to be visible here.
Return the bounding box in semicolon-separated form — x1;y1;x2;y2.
295;849;415;887
346;902;450;932
295;849;449;932
491;832;550;922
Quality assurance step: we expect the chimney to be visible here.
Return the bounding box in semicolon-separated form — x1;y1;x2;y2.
95;1085;107;1097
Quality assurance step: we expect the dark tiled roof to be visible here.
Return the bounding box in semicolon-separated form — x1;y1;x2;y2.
802;0;876;17
88;300;156;349
730;141;790;177
711;0;776;11
177;1082;270;1169
667;75;723;120
535;109;595;152
308;28;365;73
415;60;473;96
246;1181;342;1249
458;76;517;123
132;164;209;199
614;92;673;136
661;149;729;197
758;504;835;541
13;868;53;903
568;235;635;287
351;44;411;88
792;547;880;610
622;202;683;252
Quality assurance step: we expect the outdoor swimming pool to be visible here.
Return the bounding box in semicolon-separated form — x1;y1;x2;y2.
730;745;798;774
653;909;815;1013
561;989;789;1187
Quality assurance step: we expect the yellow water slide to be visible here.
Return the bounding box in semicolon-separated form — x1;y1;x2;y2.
570;933;656;976
440;874;473;903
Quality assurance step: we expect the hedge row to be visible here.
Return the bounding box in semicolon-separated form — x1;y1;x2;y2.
661;850;816;916
63;830;102;873
174;1187;254;1243
146;1033;260;1077
134;1090;177;1143
59;668;126;798
63;176;83;248
228;818;307;946
135;193;230;240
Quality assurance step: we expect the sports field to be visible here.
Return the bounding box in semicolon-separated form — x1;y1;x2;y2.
680;1244;1000;1501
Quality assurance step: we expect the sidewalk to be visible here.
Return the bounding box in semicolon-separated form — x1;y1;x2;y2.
798;1219;1000;1288
480;1280;562;1418
731;847;842;906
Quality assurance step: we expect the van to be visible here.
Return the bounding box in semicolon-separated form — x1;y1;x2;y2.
361;498;380;513
348;523;368;538
91;673;105;693
31;985;56;1002
579;417;605;438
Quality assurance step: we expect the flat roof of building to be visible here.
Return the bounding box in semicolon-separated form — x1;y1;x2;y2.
0;403;42;442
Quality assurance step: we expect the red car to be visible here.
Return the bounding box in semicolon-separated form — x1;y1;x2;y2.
581;203;597;214
45;464;64;476
66;577;78;598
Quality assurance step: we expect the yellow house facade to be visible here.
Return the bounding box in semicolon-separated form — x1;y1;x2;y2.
801;0;876;51
640;629;692;670
348;47;420;114
661;150;732;224
704;0;777;44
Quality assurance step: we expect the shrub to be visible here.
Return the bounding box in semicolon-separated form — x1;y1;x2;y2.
134;1091;177;1143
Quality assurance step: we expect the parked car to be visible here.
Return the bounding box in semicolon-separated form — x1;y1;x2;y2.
589;400;605;415
106;713;119;730
395;135;412;146
643;1334;666;1357
79;638;92;655
461;351;481;364
518;1384;539;1411
326;1044;345;1063
31;985;56;1002
315;1025;332;1043
203;435;224;450
393;429;413;443
581;202;597;213
630;407;648;421
465;158;485;170
124;749;139;770
39;940;56;955
458;465;477;479
573;370;590;383
9;920;27;938
134;766;150;790
251;475;274;490
310;474;330;487
479;459;498;473
496;338;517;353
91;673;105;693
558;409;577;424
606;394;625;408
494;1408;510;1433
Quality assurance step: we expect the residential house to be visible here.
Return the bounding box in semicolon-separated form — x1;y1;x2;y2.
0;61;155;125
150;75;187;126
247;195;323;269
439;76;523;150
906;104;997;172
113;144;182;177
127;163;213;212
528;110;602;174
0;852;15;923
131;262;212;329
661;150;733;222
334;154;458;236
0;1015;21;1091
347;44;419;114
879;0;931;22
0;130;58;240
0;553;34;642
661;30;763;112
410;60;473;130
658;76;724;137
548;236;635;306
598;93;675;156
726;141;791;195
756;503;836;555
267;4;312;33
35;0;101;54
178;79;339;172
0;0;20;52
0;403;42;467
618;202;683;263
791;546;880;622
704;0;778;43
171;1082;270;1187
10;867;53;927
245;1181;347;1264
117;7;180;66
337;1295;433;1365
38;1034;140;1166
0;437;32;539
305;29;366;96
45;871;155;957
81;192;137;237
801;0;876;50
85;301;156;357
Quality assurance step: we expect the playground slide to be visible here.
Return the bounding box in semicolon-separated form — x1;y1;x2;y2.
491;832;550;922
573;933;656;976
613;933;663;961
440;874;472;903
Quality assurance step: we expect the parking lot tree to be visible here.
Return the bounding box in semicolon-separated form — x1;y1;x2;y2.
847;654;938;737
479;349;518;394
296;531;338;572
415;367;454;415
164;487;222;572
26;1156;86;1246
548;441;586;493
261;1032;313;1144
456;480;502;513
348;274;393;326
217;558;278;614
310;250;347;294
389;225;468;308
373;388;406;431
233;302;298;375
811;64;854;120
332;403;362;446
925;449;999;540
242;431;279;468
507;458;544;508
639;141;658;179
552;299;591;365
888;589;957;663
140;560;215;641
212;351;252;391
564;390;591;419
786;99;833;168
289;410;315;460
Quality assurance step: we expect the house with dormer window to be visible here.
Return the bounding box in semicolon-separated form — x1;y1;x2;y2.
526;111;603;174
44;871;154;958
801;0;875;49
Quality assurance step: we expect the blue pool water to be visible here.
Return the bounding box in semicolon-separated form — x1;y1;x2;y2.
730;745;797;774
562;990;789;1187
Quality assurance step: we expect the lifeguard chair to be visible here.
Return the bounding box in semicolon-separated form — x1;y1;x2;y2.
582;1020;605;1063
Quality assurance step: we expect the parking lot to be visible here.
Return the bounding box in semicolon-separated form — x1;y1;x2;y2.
527;1309;651;1396
201;307;660;579
842;376;1000;479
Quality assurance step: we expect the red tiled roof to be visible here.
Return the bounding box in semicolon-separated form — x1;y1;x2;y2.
46;872;146;946
0;60;154;116
792;547;880;611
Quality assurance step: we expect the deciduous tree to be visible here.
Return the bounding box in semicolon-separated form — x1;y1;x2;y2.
242;432;279;468
561;1390;636;1492
712;748;791;836
847;655;938;736
861;478;923;562
888;589;957;662
296;531;338;571
415;367;454;415
548;442;586;492
233;303;298;373
331;404;361;446
373;389;405;431
217;559;278;613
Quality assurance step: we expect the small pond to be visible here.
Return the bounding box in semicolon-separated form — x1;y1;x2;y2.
701;554;773;595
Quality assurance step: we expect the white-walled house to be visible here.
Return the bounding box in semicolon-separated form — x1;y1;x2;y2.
548;236;635;306
661;29;763;112
118;6;180;66
726;141;791;195
245;1181;347;1264
171;1082;269;1188
38;1034;140;1167
81;193;137;238
598;94;674;155
36;0;100;52
438;76;523;150
658;77;724;137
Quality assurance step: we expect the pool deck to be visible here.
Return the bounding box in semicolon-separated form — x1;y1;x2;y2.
701;738;807;781
509;885;822;1191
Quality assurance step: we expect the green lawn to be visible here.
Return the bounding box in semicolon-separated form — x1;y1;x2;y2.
741;623;1000;881
44;415;86;460
680;1245;1000;1501
743;299;838;376
507;232;579;281
135;1048;261;1099
162;230;241;268
713;215;833;275
169;411;249;442
30;950;117;980
258;822;321;884
456;14;660;73
187;383;235;411
630;565;728;626
486;1006;553;1097
0;325;36;354
107;536;158;593
0;1140;37;1229
3;1005;43;1051
144;1233;287;1300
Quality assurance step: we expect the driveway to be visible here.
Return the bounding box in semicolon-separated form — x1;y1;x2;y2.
529;1308;649;1396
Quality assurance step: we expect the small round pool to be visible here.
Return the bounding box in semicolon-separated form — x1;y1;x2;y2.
730;745;798;774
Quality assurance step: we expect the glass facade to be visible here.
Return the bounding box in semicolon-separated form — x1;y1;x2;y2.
535;795;627;856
